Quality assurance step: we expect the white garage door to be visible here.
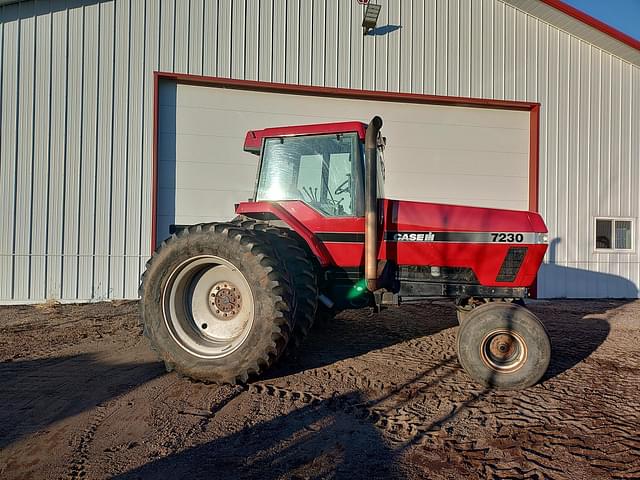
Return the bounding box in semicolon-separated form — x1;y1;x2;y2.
157;81;531;243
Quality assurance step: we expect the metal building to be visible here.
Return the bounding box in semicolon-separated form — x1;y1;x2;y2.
1;0;639;303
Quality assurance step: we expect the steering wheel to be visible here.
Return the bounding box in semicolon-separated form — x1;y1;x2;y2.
334;177;351;196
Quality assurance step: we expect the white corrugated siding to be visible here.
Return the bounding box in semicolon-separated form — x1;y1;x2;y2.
0;0;638;301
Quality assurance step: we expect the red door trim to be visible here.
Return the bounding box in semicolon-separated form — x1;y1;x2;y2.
529;104;540;212
151;72;541;254
151;72;160;251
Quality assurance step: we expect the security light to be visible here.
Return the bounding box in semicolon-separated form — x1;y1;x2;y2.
362;3;381;35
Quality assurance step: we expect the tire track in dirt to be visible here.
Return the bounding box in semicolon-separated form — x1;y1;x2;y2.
1;299;639;479
248;356;462;446
67;405;108;480
252;331;640;480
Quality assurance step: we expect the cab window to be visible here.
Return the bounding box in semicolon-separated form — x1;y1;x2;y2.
256;133;360;217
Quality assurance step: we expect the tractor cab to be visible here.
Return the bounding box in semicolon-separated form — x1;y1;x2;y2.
243;122;384;218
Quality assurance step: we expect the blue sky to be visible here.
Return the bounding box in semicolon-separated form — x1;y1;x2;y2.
563;0;640;41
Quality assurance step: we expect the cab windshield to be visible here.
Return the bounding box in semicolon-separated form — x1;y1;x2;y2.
256;133;361;217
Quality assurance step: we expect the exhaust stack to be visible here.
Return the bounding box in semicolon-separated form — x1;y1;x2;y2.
364;116;383;291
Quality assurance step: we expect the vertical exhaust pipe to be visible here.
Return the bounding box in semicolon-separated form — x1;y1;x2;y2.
365;116;383;291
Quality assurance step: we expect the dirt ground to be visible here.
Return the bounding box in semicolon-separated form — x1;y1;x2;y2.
0;299;638;480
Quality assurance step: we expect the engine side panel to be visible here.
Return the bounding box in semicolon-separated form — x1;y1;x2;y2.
379;199;547;287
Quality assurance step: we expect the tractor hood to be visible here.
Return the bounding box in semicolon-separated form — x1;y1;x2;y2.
383;199;548;235
378;199;548;287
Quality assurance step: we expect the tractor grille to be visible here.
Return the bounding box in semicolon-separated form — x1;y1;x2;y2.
496;247;528;282
398;265;478;284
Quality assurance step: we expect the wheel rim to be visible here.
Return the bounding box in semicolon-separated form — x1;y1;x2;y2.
162;255;254;359
480;329;528;373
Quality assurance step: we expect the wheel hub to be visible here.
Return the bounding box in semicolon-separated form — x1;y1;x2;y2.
209;282;242;319
480;329;527;373
489;333;517;361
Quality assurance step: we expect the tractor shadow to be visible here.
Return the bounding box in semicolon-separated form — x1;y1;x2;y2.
528;299;615;380
113;389;407;480
113;298;627;479
533;237;635;379
264;295;619;385
263;301;459;380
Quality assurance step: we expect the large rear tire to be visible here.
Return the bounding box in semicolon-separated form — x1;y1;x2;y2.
232;217;318;350
231;217;341;328
139;223;294;383
456;302;551;390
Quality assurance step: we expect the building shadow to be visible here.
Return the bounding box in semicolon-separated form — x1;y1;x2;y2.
528;300;613;380
156;79;178;247
539;263;638;298
538;237;638;298
0;353;164;449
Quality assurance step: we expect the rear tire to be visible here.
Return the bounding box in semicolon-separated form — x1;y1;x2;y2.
456;302;551;390
139;223;294;383
232;217;318;350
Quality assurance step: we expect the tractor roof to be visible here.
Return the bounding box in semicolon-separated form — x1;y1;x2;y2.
243;121;367;153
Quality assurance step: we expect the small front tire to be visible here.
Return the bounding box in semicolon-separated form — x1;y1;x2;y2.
456;302;551;390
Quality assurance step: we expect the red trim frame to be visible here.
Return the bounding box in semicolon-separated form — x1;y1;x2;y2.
529;105;540;212
151;73;160;250
151;72;541;252
541;0;640;53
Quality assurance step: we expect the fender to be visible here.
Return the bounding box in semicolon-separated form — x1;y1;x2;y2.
235;201;333;267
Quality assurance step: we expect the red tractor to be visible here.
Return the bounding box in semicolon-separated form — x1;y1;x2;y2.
140;117;551;390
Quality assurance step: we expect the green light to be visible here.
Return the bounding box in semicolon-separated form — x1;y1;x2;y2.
347;278;368;300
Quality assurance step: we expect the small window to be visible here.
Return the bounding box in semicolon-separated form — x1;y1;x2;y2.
595;218;633;251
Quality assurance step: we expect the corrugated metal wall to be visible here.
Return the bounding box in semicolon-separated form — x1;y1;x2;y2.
1;0;638;302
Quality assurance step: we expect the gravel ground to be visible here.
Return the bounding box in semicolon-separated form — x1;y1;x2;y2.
0;299;638;479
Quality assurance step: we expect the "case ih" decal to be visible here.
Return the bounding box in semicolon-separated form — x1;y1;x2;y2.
384;232;545;243
393;232;436;242
315;232;547;244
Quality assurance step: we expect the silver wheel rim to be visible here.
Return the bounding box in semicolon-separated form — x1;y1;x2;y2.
162;255;254;359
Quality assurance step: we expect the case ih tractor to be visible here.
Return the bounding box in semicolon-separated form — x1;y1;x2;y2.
140;116;551;390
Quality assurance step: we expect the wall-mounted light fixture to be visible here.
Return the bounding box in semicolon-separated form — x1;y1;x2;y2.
362;3;382;36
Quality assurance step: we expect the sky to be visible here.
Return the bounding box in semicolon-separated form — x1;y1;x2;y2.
563;0;640;41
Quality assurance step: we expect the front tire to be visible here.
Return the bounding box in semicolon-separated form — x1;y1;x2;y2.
456;302;551;390
139;223;294;383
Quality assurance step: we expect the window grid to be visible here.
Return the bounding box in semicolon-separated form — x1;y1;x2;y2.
594;217;634;252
